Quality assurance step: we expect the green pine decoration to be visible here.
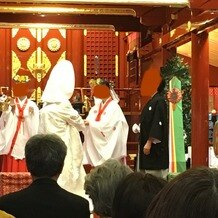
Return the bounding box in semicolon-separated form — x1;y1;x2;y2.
161;56;191;151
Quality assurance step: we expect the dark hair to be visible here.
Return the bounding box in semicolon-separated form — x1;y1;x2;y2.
96;78;110;88
157;79;166;93
112;172;167;218
146;167;218;218
84;159;132;217
102;80;110;88
25;134;67;178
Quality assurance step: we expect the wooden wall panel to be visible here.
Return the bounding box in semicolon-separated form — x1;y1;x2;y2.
11;28;38;97
84;30;118;87
0;29;11;91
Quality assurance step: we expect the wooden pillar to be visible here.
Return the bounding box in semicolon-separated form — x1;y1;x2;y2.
0;28;11;87
191;31;209;167
66;29;84;87
118;32;127;89
118;32;128;109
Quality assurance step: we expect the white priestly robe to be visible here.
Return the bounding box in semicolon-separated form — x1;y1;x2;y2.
83;97;129;166
0;97;39;159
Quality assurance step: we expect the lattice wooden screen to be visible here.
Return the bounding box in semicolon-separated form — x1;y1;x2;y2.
84;30;118;87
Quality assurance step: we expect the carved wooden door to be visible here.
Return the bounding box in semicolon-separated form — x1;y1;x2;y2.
11;28;67;103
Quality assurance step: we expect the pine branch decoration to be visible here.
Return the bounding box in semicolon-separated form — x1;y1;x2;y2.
161;56;191;150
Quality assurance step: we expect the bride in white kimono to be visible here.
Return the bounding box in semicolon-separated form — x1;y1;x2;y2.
83;83;129;166
38;60;86;196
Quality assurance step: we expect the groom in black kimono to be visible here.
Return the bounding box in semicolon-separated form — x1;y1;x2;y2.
139;79;169;179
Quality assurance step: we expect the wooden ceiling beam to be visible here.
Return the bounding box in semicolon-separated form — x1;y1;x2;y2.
140;16;218;60
0;2;191;34
139;6;191;33
191;11;218;23
190;0;218;10
140;7;167;27
0;13;147;32
170;7;191;30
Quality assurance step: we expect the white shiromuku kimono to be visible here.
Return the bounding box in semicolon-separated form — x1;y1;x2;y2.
83;97;129;166
38;60;86;196
0;97;39;171
39;101;86;194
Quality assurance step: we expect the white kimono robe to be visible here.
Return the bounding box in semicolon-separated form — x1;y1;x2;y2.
0;97;39;159
39;60;89;199
39;101;86;195
83;98;129;166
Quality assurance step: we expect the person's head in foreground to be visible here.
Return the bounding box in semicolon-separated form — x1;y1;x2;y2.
146;167;218;218
25;133;67;180
112;172;167;218
84;159;132;218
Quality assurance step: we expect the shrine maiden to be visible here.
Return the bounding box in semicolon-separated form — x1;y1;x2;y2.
83;82;129;166
0;81;39;172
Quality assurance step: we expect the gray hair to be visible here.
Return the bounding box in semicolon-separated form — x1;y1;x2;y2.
84;159;133;217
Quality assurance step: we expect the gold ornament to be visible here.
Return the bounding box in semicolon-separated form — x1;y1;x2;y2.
17;37;30;51
27;50;51;82
13;75;30;83
0;94;11;112
12;51;21;78
47;38;61;52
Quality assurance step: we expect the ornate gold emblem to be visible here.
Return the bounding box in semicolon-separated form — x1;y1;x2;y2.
47;38;61;52
27;50;51;82
0;94;11;112
17;37;30;51
12;51;21;78
13;75;30;83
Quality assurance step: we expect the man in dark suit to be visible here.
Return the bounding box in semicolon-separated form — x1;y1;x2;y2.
0;134;90;218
